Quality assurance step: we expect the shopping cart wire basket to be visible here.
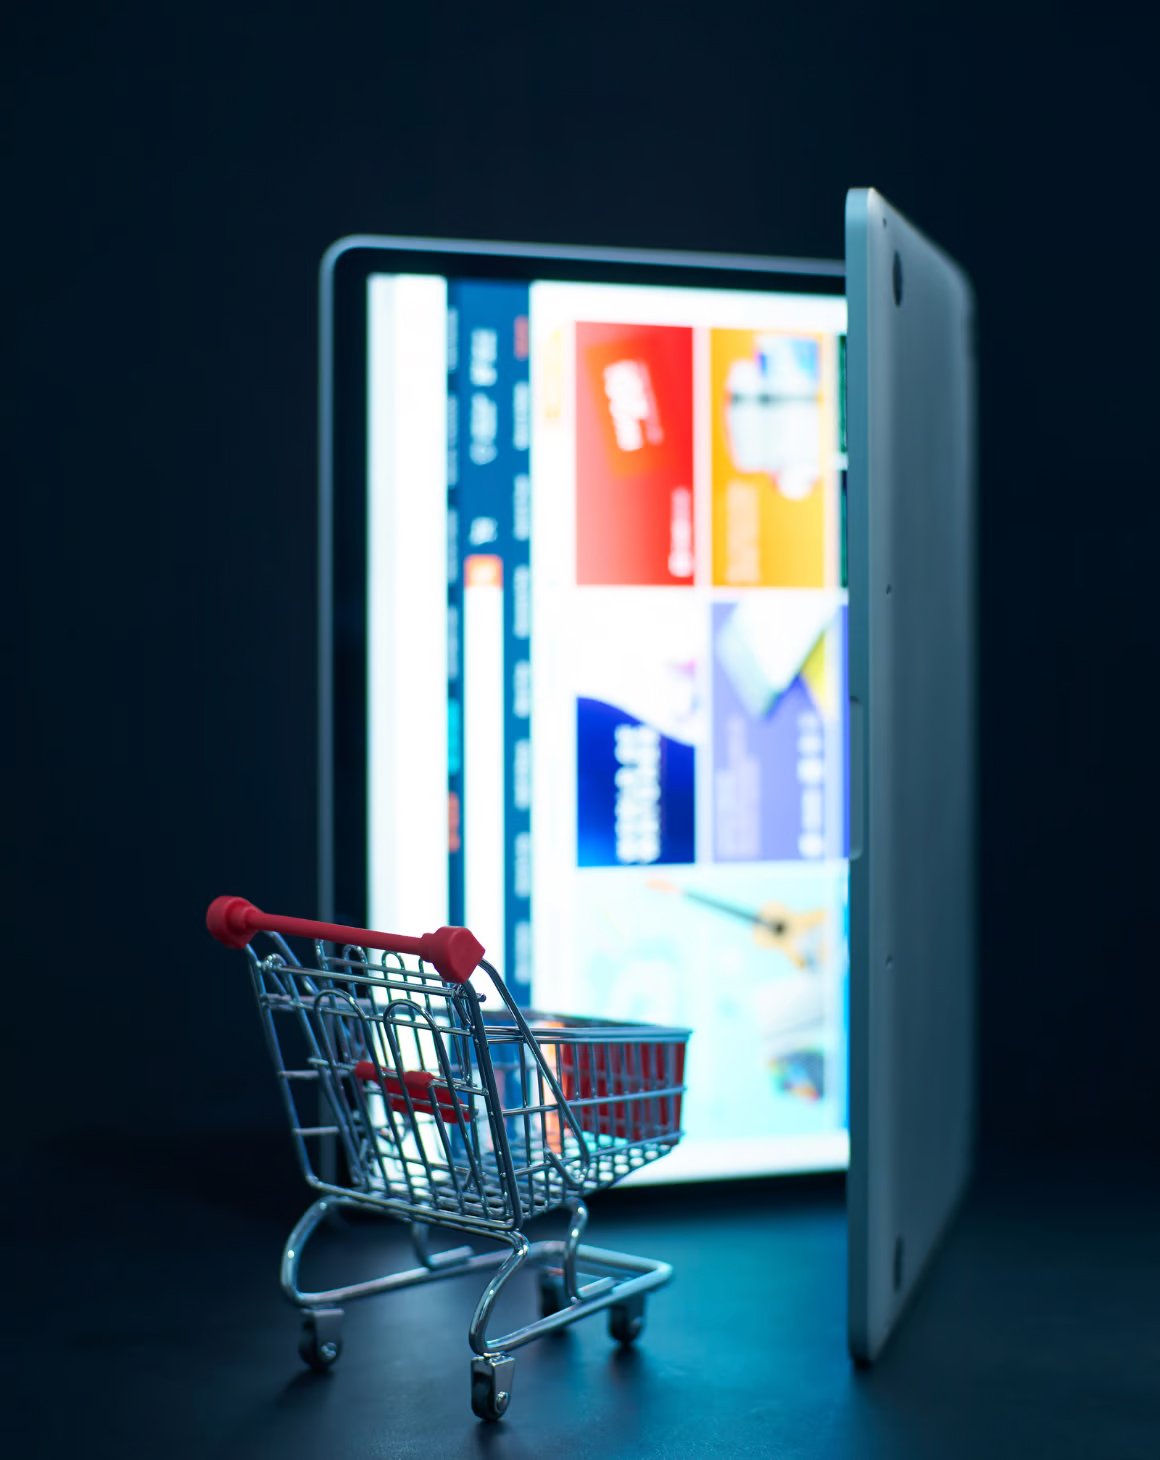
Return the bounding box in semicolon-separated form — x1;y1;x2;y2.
207;895;691;1420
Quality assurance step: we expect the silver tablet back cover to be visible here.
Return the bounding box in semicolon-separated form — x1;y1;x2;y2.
845;188;978;1362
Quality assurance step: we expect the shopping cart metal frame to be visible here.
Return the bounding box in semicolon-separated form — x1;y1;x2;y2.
208;895;690;1420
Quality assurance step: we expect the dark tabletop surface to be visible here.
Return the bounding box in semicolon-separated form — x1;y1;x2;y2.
11;1140;1158;1459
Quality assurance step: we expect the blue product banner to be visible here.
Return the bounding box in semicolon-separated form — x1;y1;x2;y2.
576;697;696;867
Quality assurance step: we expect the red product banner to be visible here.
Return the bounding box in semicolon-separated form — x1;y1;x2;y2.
575;322;695;585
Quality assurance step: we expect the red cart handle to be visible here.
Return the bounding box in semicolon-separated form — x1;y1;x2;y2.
206;895;484;985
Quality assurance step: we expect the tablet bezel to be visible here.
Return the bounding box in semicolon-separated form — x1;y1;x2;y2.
844;189;978;1361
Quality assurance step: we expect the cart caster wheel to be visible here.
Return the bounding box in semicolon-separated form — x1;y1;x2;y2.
299;1307;344;1371
471;1355;514;1421
609;1295;646;1345
539;1273;567;1317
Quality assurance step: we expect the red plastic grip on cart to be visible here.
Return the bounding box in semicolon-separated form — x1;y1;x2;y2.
353;1065;463;1121
205;896;484;984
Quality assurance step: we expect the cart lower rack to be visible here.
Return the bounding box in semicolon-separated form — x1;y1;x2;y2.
207;896;691;1421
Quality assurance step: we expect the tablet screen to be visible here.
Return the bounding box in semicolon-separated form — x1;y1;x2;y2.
361;268;849;1179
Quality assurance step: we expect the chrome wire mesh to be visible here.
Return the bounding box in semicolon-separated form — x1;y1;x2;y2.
247;937;688;1234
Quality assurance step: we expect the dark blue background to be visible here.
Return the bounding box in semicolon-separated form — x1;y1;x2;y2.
8;2;1158;1162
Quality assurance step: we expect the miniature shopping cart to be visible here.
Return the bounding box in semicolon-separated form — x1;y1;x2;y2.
207;896;690;1420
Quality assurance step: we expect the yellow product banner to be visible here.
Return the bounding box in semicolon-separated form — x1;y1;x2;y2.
709;329;838;588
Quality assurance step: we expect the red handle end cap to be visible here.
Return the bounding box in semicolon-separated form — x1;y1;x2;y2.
421;926;485;983
206;895;259;948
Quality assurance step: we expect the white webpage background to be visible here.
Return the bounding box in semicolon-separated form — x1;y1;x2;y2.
529;280;848;1180
367;274;449;933
366;273;849;1181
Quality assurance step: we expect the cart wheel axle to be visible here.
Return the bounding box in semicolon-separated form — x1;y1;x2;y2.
299;1307;344;1371
609;1294;646;1345
471;1355;515;1421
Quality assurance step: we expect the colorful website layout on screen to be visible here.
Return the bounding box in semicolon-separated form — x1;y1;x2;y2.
366;272;849;1179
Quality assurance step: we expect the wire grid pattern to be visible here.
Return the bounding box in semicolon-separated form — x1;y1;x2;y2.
248;940;687;1233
